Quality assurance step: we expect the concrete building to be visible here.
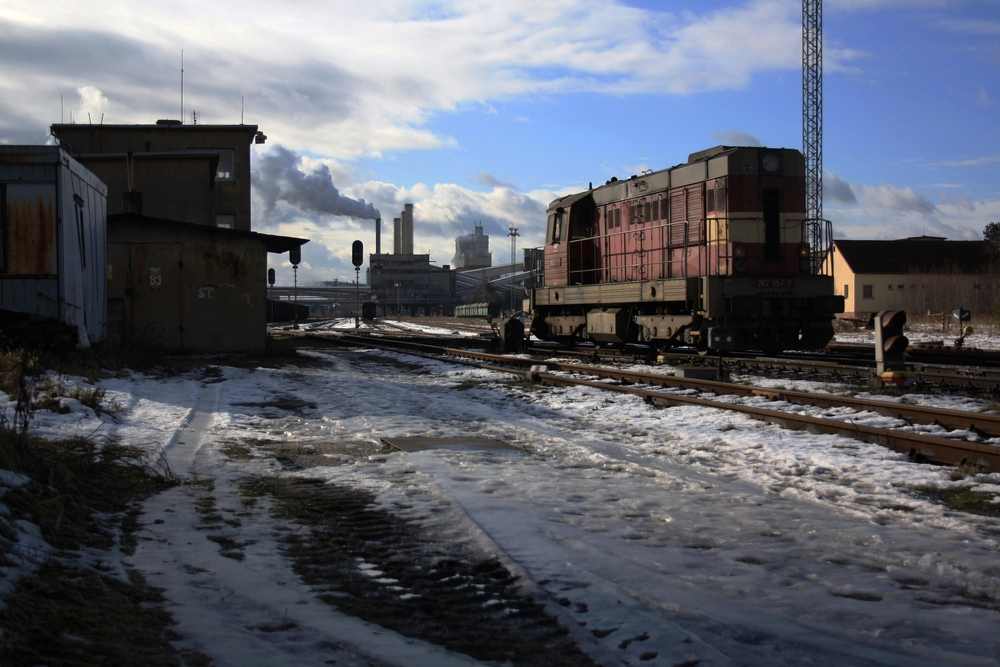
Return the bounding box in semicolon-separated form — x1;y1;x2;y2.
0;146;107;345
453;223;492;269
108;213;306;350
833;237;997;320
51;121;263;231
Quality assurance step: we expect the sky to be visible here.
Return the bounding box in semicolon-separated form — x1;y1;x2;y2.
5;325;1000;664
1;0;998;283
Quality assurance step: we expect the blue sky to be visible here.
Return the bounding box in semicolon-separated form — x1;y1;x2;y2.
1;0;997;282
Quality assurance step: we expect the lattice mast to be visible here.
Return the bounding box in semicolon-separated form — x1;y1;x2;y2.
803;0;829;273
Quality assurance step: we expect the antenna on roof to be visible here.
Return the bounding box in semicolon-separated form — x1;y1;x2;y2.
61;95;64;124
88;113;92;124
241;96;244;124
180;49;184;125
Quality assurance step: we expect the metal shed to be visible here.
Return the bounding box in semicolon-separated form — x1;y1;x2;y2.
107;213;306;351
0;146;108;345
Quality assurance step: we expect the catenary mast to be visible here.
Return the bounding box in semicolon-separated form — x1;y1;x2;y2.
803;0;824;271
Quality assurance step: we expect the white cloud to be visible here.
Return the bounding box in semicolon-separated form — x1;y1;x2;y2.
824;171;857;205
854;183;938;214
74;85;111;124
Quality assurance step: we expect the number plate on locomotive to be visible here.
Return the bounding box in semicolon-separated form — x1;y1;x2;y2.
754;278;795;289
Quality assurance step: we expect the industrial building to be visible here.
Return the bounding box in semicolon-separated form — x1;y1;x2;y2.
107;213;305;350
49;120;306;351
51;120;263;230
0;146;107;346
833;237;997;320
367;203;457;315
453;223;492;269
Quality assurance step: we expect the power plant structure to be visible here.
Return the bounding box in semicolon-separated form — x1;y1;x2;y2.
453;222;492;269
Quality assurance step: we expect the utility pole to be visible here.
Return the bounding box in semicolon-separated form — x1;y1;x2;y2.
803;0;825;273
508;225;520;314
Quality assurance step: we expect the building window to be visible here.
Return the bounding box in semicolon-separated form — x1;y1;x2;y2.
898;284;904;290
216;215;235;229
863;284;874;299
844;284;849;299
213;149;235;181
887;284;893;290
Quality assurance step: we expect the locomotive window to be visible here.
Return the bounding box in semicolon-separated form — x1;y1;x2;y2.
863;285;873;299
546;213;555;244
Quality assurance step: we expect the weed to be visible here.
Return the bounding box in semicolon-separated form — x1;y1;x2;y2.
911;485;1000;517
949;462;987;481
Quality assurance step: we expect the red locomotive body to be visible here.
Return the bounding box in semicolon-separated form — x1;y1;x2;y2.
530;146;844;352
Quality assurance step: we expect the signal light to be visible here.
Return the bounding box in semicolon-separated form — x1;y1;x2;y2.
352;240;364;268
875;310;908;374
952;308;971;324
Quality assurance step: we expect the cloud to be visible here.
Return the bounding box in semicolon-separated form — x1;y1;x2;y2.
477;172;518;190
854;183;938;215
939;191;976;212
824;171;857;205
0;1;811;154
252;145;381;220
974;85;995;108
712;130;762;147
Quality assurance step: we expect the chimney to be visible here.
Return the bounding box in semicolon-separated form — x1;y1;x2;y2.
402;203;414;255
393;218;402;254
375;218;381;255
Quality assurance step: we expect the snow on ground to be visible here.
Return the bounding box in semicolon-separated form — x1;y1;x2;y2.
835;321;1000;350
300;317;485;337
3;348;1000;666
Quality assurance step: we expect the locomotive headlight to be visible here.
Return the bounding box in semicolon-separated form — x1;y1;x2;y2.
735;260;747;273
734;246;746;259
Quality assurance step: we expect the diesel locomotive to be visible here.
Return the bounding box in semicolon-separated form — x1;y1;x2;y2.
529;146;844;353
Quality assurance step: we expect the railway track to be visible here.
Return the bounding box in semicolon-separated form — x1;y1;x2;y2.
306;331;1000;472
528;343;1000;392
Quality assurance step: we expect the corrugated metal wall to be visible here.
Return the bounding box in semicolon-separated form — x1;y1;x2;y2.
0;147;108;344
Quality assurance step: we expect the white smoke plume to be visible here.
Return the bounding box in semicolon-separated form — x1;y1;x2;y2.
253;145;380;220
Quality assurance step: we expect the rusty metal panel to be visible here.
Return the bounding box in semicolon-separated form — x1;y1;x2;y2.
6;183;58;275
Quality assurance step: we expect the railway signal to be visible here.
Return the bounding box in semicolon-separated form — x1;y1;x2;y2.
875;310;908;376
352;240;363;328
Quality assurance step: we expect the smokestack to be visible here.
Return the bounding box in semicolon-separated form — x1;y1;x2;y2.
393;218;402;254
402;203;414;255
375;218;381;255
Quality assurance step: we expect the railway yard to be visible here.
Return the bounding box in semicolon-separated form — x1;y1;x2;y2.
3;316;1000;666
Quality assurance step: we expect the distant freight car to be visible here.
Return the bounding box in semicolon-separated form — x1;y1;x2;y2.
455;303;491;318
530;146;844;353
